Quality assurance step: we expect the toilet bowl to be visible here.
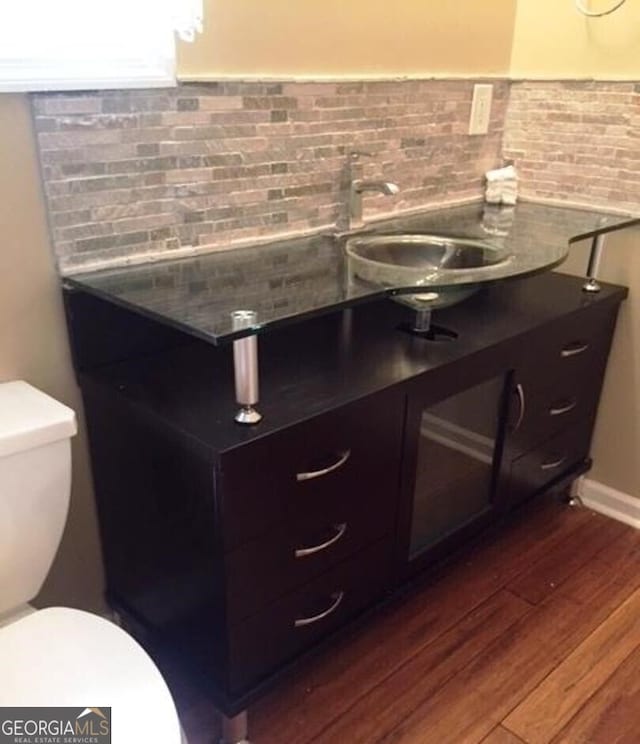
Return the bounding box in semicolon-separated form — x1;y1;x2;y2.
0;381;184;744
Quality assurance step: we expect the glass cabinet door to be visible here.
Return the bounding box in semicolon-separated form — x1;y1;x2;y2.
409;375;507;561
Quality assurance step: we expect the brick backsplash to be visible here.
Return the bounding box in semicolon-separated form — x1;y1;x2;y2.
505;81;640;214
32;80;508;273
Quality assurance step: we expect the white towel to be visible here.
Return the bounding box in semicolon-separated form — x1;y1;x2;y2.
485;165;518;205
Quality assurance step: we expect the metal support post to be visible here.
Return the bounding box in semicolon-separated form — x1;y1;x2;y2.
231;310;262;425
583;233;606;293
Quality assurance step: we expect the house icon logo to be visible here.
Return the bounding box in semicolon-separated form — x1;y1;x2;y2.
78;708;108;721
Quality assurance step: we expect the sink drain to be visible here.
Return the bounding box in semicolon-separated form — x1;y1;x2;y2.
397;321;459;342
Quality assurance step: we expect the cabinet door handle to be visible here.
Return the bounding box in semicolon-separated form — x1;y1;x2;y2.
561;342;589;358
294;591;344;628
511;383;526;432
549;399;577;416
296;450;351;482
540;455;567;471
295;523;348;559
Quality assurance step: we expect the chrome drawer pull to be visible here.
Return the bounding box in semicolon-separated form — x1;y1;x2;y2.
549;399;577;416
540;455;567;471
561;342;589;358
296;449;351;482
511;383;526;432
295;523;348;559
294;591;344;628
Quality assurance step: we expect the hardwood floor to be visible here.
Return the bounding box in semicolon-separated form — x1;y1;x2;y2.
167;496;640;744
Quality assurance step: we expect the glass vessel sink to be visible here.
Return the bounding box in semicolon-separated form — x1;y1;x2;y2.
345;234;511;272
345;233;513;310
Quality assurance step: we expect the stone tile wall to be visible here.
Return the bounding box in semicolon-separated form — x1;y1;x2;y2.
505;81;640;214
32;80;508;273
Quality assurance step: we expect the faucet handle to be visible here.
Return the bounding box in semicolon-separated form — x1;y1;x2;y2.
350;150;374;161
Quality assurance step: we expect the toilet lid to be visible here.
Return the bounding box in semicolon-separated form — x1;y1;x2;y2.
0;607;183;744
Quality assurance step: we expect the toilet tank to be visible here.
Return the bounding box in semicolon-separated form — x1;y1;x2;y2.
0;382;77;617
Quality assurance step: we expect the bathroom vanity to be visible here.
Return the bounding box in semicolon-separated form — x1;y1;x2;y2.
62;201;632;724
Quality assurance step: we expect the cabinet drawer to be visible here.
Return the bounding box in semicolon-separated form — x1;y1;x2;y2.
218;388;404;550
225;479;395;622
508;370;600;456
517;304;617;391
509;422;592;505
227;537;392;693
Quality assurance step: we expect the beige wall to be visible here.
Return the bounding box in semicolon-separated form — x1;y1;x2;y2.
589;231;640;498
511;0;640;79
0;95;105;612
178;0;517;78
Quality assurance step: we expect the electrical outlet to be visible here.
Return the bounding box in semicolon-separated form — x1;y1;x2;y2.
469;83;493;136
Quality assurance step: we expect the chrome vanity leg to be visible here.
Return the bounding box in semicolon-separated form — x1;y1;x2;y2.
220;711;250;744
583;233;606;293
231;310;262;425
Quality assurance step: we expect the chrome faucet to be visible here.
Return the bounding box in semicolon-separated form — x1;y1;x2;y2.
349;179;400;230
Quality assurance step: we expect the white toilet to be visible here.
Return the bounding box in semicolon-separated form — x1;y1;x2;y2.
0;381;184;744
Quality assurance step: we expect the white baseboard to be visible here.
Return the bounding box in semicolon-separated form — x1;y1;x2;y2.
576;477;640;530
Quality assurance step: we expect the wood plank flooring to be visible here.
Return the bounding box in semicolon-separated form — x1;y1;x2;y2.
167;496;640;744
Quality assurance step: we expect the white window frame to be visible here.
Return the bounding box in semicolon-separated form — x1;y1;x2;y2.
0;54;176;93
0;1;202;92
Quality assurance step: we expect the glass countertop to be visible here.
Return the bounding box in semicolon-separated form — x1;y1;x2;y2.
65;200;639;345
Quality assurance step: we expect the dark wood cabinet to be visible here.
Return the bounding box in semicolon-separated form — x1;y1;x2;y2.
501;298;621;507
63;271;626;715
220;392;404;691
80;372;405;704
